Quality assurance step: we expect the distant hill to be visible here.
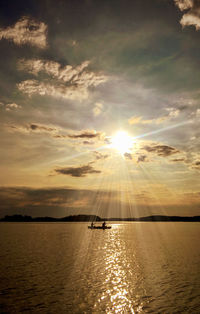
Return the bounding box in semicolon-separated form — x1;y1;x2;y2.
0;214;101;222
1;214;200;222
107;215;200;222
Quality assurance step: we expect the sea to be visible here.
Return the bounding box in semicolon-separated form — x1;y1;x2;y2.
0;222;200;313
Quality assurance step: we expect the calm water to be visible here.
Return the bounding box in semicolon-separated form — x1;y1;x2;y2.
0;222;200;313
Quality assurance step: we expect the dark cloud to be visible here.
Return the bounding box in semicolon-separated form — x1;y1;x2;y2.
55;164;101;177
68;130;102;139
53;134;68;139
170;157;186;162
137;155;147;163
143;144;179;157
124;152;132;160
191;160;200;170
29;123;57;132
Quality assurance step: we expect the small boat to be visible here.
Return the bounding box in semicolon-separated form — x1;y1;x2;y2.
88;225;111;229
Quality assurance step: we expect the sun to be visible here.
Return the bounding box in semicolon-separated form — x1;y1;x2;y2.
110;131;133;154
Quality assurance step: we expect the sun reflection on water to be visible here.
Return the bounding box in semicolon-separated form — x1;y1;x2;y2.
93;226;144;313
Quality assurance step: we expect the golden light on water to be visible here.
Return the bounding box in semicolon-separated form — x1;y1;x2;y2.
110;131;133;155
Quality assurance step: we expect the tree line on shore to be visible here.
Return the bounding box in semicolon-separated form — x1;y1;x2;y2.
1;214;200;222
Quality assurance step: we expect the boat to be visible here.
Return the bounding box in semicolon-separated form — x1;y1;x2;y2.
88;225;111;229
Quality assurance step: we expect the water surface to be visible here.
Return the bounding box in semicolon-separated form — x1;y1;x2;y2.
0;222;200;313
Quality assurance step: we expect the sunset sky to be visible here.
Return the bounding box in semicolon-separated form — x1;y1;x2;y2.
0;0;199;218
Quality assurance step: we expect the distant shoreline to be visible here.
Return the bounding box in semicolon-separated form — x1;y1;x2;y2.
1;214;200;222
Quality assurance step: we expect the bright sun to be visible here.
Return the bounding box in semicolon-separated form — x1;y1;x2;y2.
110;131;133;154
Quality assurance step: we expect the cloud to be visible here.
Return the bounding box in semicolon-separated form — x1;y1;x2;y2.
143;144;179;157
174;0;200;30
170;157;186;162
174;0;193;10
18;59;89;80
28;123;58;133
93;102;104;117
128;116;153;125
6;123;61;136
196;108;200;117
6;124;105;144
191;160;200;170
165;108;180;118
124;152;133;160
128;108;180;125
93;151;109;160
0;102;21;111
137;155;148;163
17;60;107;100
0;186;93;217
17;79;89;100
0;186;198;218
55;164;101;177
83;140;95;145
0;16;47;48
68;130;103;139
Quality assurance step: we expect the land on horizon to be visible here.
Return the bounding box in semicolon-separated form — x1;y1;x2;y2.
1;214;200;222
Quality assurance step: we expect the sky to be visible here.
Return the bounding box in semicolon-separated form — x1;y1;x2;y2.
0;0;199;218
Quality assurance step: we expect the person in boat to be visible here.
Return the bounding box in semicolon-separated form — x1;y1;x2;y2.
91;222;94;228
102;221;106;228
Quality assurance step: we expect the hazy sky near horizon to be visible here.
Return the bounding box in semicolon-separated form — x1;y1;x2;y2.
0;0;200;218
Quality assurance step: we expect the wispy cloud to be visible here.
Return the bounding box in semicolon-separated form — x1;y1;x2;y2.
18;59;107;100
0;16;47;48
128;108;180;125
93;102;104;117
18;59;89;81
17;79;90;100
174;0;200;30
5;124;106;147
128;116;154;125
6;123;59;134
